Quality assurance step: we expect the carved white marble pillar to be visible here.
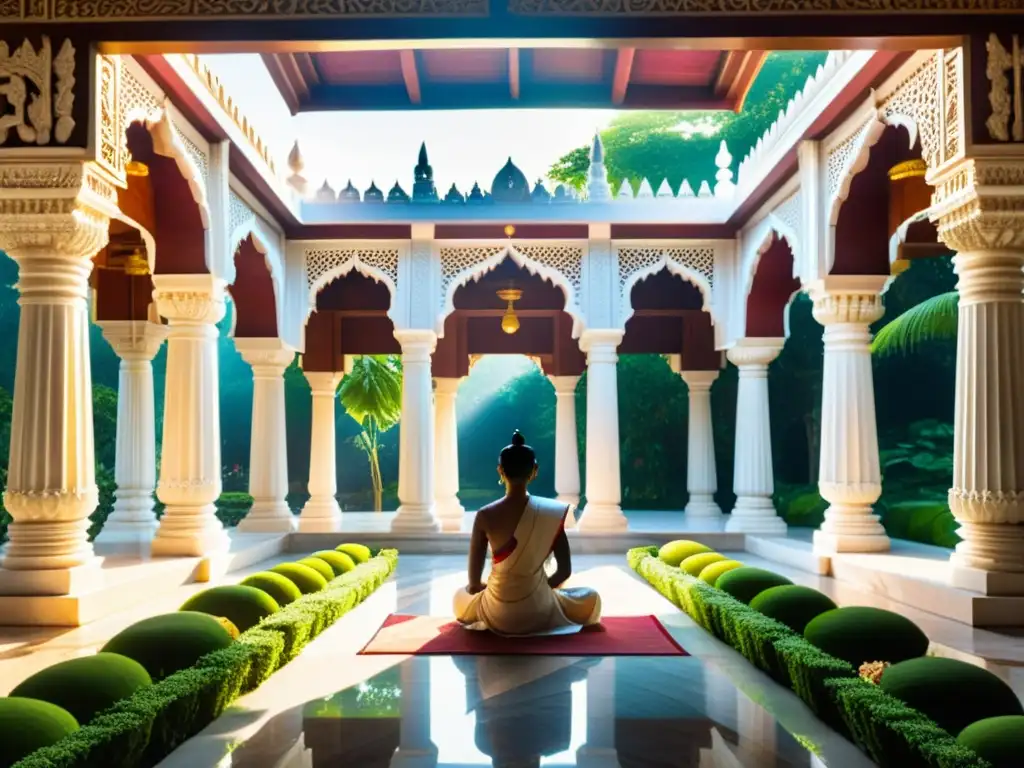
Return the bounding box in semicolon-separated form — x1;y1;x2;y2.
152;274;231;557
725;339;787;535
393;330;440;533
94;321;168;545
681;370;722;519
550;376;582;523
0;207;109;588
947;249;1024;588
433;377;464;532
810;277;890;554
578;330;627;532
300;371;343;532
236;338;296;533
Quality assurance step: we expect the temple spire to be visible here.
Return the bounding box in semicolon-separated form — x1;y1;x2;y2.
586;131;611;203
412;141;438;202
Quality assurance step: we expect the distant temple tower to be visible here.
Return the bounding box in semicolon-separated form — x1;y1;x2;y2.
413;142;439;202
586;132;612;203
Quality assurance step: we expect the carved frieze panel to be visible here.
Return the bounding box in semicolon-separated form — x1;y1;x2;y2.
0;35;88;149
979;32;1024;148
6;0;487;20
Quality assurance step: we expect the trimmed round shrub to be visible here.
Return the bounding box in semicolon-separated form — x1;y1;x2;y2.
958;715;1024;767
658;540;711;567
240;571;303;606
715;567;793;604
297;557;335;582
680;552;727;577
881;657;1023;736
10;652;152;724
311;550;356;577
0;697;79;765
271;562;328;594
180;585;280;633
804;606;929;667
336;542;372;564
699;559;743;586
750;585;838;635
102;611;234;680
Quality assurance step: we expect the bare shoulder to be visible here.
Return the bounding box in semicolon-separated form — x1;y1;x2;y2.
474;501;500;528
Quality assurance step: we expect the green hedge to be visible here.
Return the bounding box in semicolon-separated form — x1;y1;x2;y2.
627;548;989;768
12;550;398;768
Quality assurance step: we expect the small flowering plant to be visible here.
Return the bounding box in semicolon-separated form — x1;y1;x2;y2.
859;660;890;684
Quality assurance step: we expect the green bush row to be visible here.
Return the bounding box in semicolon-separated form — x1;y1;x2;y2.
12;550;399;768
627;548;989;768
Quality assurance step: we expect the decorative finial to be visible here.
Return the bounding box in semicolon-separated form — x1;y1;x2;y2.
655;179;674;199
616;178;634;201
286;141;308;196
714;140;735;197
586;131;611;203
315;180;336;202
636;178;654;199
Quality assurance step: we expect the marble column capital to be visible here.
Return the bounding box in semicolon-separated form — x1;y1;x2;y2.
548;375;580;395
680;370;719;391
235;337;295;376
432;376;463;396
152;273;227;326
579;328;623;357
0;163;115;262
394;329;438;361
304;370;343;395
726;338;784;370
808;276;887;327
98;320;168;362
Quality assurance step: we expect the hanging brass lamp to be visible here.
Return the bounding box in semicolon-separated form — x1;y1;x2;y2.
497;287;522;335
124;247;149;276
125;152;150;177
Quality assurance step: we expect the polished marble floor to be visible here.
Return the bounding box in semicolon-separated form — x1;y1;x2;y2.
158;555;874;767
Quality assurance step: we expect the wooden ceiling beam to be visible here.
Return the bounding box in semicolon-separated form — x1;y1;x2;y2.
611;47;636;106
399;50;423;105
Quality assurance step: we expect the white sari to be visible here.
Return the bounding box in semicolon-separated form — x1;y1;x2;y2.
453;496;601;636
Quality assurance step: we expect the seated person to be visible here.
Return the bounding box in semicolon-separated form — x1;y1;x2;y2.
453;431;602;636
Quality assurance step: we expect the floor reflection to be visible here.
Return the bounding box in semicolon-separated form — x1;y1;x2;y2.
230;652;825;768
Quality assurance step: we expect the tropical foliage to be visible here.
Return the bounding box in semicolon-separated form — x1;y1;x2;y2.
338;355;403;512
871;291;958;357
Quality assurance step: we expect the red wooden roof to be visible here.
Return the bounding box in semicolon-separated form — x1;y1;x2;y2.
263;47;766;113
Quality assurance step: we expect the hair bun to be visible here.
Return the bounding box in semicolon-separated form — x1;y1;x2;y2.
511;430;526;447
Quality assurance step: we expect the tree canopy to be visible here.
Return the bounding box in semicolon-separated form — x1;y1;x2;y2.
549;52;829;193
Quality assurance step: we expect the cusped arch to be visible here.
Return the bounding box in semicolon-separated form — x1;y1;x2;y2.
617;248;715;330
438;243;585;338
739;219;798;307
131;106;211;231
304;245;400;323
230;222;287;340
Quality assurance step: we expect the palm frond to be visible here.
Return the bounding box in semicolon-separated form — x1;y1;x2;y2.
338;355;403;430
871;291;959;357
